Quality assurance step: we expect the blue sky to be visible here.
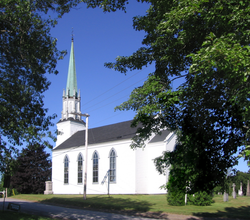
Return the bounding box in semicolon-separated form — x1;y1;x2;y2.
43;1;249;172
45;2;152;129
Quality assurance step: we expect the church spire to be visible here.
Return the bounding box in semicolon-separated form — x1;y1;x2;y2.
60;36;82;121
66;37;77;97
56;35;85;147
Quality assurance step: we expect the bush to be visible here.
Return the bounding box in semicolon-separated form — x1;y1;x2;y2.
188;191;214;206
167;190;185;206
7;188;19;197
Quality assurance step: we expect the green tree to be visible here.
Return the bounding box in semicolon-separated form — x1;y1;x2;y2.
0;143;17;174
11;143;51;194
0;0;83;151
0;175;4;193
238;145;250;166
229;171;250;196
85;0;250;191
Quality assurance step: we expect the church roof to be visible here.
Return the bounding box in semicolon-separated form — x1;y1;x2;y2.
54;120;137;151
54;120;171;151
149;129;171;143
66;39;77;97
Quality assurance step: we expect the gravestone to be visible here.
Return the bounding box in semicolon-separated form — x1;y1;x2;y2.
232;183;236;199
247;180;250;196
44;181;53;194
238;182;243;196
223;191;228;202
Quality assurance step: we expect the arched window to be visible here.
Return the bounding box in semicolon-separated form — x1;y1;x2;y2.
93;151;98;183
78;154;83;184
64;155;69;184
109;149;116;182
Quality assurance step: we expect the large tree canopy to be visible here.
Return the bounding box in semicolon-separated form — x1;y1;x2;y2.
86;0;250;192
0;0;83;150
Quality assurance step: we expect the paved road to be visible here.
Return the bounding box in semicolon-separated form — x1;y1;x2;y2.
0;198;162;220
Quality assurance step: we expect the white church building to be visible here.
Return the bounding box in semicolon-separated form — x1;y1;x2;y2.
51;39;176;195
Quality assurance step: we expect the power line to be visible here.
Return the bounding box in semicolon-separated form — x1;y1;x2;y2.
90;111;125;127
84;76;147;112
83;67;149;108
84;76;146;112
86;94;130;113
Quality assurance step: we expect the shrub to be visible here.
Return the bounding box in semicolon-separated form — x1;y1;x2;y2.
188;191;214;206
167;190;185;206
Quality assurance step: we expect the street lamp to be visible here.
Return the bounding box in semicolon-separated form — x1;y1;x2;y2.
71;112;90;200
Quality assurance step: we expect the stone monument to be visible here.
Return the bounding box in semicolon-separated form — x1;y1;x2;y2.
232;183;236;199
238;182;243;196
223;191;228;202
247;180;250;196
44;181;53;194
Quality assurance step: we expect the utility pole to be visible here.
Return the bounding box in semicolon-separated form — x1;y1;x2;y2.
71;112;89;200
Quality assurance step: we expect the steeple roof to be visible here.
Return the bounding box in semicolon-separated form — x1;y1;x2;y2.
66;39;77;97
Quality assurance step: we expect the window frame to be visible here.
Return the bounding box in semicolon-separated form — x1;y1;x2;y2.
77;153;83;184
64;155;69;184
92;151;99;183
109;148;116;183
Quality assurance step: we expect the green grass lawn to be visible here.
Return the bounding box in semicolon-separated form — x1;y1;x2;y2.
10;194;250;219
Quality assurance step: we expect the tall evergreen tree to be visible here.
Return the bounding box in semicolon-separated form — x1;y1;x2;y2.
11;144;51;194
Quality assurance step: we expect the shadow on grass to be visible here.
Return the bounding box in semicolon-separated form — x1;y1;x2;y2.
0;210;51;220
39;196;179;219
39;195;154;212
190;206;250;220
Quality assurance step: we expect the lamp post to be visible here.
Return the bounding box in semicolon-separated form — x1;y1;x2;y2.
71;112;89;200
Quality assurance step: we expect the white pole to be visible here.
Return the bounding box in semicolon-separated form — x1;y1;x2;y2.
83;115;89;200
185;184;188;205
70;112;89;200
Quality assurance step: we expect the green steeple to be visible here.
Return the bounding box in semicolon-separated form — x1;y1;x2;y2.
66;38;77;97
